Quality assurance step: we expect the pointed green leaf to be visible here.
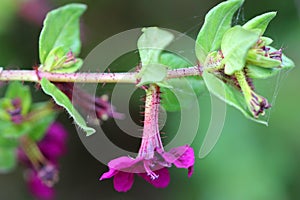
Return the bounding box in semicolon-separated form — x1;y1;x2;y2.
5;81;32;115
246;65;280;79
243;12;277;35
202;71;267;124
159;52;205;111
247;46;295;79
195;0;244;63
137;27;174;65
39;3;86;64
261;36;273;46
42;46;67;71
137;27;173;85
221;26;260;75
269;47;295;69
40;78;95;136
0;147;16;173
51;58;83;73
41;45;83;73
281;53;295;69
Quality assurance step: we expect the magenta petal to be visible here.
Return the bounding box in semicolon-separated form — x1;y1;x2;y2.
188;165;194;178
108;156;142;172
27;172;55;200
39;143;66;162
113;171;134;192
100;168;118;180
169;145;195;169
139;167;170;188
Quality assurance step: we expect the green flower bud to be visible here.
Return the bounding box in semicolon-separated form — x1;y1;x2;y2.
246;48;281;68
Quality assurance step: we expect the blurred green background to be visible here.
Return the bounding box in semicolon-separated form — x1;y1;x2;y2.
0;0;299;199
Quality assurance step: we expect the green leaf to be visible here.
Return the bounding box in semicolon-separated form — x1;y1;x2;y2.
261;36;273;46
246;46;295;79
41;46;83;73
42;46;67;71
0;136;18;148
137;27;174;65
51;58;83;73
0;147;16;173
195;0;244;63
269;47;295;69
5;81;32;115
27;103;57;141
39;3;86;64
28;113;56;141
0;0;18;34
40;78;95;136
221;26;260;75
137;27;173;86
246;65;280;79
202;71;267;124
159;52;205;111
247;49;281;68
243;12;277;35
136;64;168;86
0;120;31;138
0;99;11;121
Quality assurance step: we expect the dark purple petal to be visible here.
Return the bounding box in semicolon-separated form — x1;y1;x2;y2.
113;171;134;192
27;171;55;200
188;165;194;178
138;167;170;188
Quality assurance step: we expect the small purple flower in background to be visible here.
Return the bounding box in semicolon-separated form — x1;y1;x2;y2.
18;122;67;200
26;170;55;200
19;0;52;25
100;85;195;192
7;98;23;124
55;82;124;121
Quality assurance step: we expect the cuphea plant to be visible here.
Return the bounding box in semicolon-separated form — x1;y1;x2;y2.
0;0;295;199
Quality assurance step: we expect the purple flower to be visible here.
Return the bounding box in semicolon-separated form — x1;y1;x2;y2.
6;98;23;124
26;170;55;200
100;85;195;192
18;122;67;200
19;0;52;26
55;82;124;121
100;145;194;192
38;122;67;163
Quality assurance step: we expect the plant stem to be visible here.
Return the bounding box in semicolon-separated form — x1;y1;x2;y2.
0;66;200;84
138;84;163;160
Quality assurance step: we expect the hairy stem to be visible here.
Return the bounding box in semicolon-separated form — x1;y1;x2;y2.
138;84;163;160
0;66;200;83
